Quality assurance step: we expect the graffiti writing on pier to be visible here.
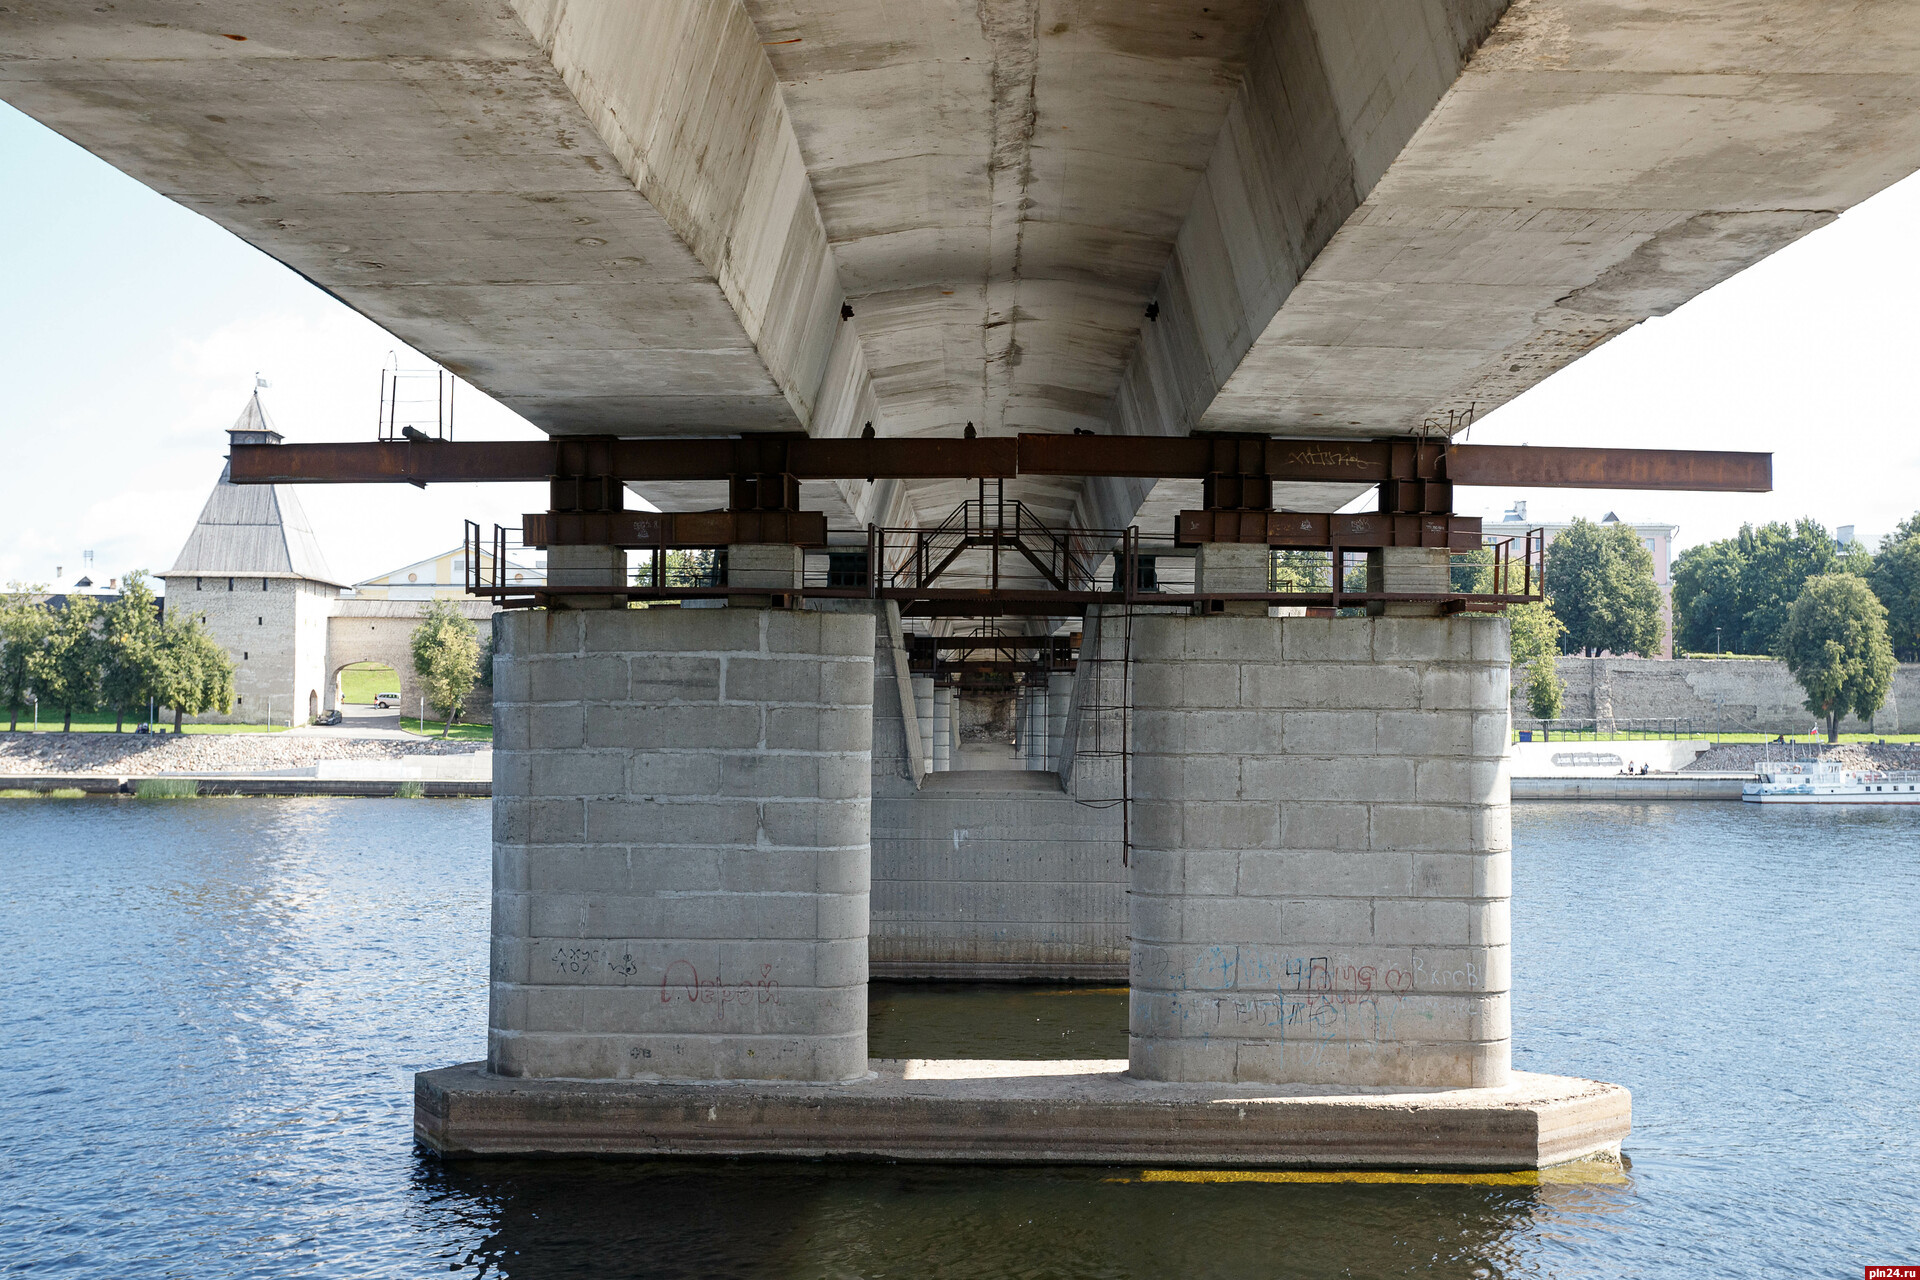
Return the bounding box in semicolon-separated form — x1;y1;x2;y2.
1141;947;1489;1070
658;961;783;1011
548;946;639;978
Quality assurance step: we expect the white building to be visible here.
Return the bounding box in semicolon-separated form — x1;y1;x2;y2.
1491;501;1677;658
160;394;495;724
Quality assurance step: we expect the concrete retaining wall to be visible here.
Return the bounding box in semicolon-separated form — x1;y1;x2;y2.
1510;739;1711;777
1513;776;1746;800
1517;657;1920;734
1128;614;1512;1088
489;607;875;1083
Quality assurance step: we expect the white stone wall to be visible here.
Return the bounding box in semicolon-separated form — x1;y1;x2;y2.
1128;615;1512;1088
326;599;497;723
292;580;334;721
1517;656;1920;735
162;572;301;725
489;607;875;1082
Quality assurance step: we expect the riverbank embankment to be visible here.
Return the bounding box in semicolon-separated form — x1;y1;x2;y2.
0;731;491;797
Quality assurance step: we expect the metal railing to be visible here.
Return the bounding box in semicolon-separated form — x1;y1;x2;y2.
466;518;1546;616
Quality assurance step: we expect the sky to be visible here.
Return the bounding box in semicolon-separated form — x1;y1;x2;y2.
3;98;1918;593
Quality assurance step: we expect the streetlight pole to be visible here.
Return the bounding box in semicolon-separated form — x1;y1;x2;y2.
1715;627;1722;654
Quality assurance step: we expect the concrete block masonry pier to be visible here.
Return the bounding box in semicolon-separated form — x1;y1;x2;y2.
422;604;1629;1168
1128;614;1512;1087
487;607;875;1082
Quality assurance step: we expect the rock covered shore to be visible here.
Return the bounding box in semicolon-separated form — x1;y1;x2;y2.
0;732;483;775
1684;742;1920;773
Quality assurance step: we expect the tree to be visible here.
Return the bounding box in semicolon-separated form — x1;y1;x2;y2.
154;615;235;733
1671;539;1747;654
1778;572;1895;743
1543;519;1663;657
1734;518;1840;654
0;586;53;731
1525;656;1564;723
1450;545;1494;595
411;599;481;736
33;594;102;731
1508;599;1567;728
1508;599;1566;667
99;571;164;732
1869;512;1920;662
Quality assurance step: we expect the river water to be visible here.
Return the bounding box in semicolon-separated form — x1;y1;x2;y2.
3;797;1916;1278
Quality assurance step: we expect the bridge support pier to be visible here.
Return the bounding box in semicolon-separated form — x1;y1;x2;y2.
484;606;875;1083
420;608;1628;1168
1128;613;1513;1087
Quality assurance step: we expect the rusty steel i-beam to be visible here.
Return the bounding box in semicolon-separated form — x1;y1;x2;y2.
229;435;1772;493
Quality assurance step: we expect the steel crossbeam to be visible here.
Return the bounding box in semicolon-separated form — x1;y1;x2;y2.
230;435;1771;494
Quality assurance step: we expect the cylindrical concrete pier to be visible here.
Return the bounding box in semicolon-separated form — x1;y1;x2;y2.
932;685;952;772
1126;614;1512;1089
490;607;876;1083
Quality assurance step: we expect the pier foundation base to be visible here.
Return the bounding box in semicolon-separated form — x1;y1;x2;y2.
415;1061;1629;1170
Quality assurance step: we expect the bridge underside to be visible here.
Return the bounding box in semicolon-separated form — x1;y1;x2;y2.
7;0;1918;537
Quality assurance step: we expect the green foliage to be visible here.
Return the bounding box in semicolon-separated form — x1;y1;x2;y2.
1543;519;1664;657
154;614;236;732
134;778;200;799
99;571;164;730
1739;519;1845;653
0;585;53;730
1450;546;1495;595
1525;654;1564;721
1778;572;1895;741
1670;540;1747;654
1870;512;1920;662
1507;598;1566;721
411;599;481;737
393;780;427;799
1507;600;1566;667
1269;550;1330;592
1675;518;1848;657
33;594;103;731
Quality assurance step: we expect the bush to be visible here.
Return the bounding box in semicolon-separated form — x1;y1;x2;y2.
393;780;427;799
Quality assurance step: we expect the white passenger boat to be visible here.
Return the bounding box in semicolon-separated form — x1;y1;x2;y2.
1743;758;1920;804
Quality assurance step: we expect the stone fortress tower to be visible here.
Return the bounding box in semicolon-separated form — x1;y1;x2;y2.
158;390;499;727
159;392;346;725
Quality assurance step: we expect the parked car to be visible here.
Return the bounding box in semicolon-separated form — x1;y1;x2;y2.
315;708;343;726
375;692;400;708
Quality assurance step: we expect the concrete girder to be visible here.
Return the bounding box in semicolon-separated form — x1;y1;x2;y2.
1163;0;1920;439
0;0;805;434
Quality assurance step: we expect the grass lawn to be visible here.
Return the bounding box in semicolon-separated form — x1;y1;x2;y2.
338;662;401;706
2;711;290;735
399;716;493;742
